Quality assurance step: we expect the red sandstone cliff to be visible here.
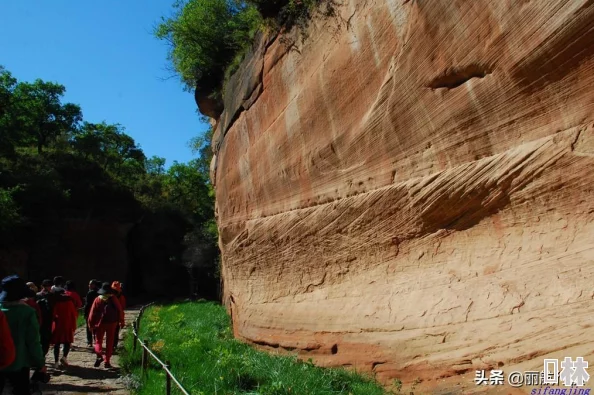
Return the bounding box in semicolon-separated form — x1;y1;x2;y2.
210;0;594;392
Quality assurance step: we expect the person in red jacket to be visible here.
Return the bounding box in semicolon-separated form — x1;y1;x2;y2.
88;283;125;369
111;281;126;349
0;310;15;369
50;287;77;370
64;281;83;316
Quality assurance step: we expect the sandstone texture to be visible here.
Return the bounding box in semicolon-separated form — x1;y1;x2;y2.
211;0;594;392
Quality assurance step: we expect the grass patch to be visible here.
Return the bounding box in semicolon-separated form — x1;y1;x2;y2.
76;312;86;328
122;301;389;394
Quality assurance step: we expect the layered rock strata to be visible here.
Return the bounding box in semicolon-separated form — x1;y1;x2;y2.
211;0;594;392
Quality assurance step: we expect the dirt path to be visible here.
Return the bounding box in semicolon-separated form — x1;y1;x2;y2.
37;308;139;395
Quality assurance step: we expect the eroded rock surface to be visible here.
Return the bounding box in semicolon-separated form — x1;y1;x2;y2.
211;0;594;392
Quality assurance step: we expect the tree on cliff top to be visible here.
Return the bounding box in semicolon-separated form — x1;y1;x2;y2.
155;0;261;93
156;0;330;115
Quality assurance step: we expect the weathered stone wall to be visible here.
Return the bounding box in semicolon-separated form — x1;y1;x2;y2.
212;0;594;392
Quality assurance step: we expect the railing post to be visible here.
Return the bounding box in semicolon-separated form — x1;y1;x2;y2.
133;321;138;353
166;360;172;395
141;340;149;376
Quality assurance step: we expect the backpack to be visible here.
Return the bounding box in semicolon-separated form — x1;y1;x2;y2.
100;296;119;324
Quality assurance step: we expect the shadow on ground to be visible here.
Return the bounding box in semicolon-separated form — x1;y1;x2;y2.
51;365;120;380
41;382;116;393
70;345;97;354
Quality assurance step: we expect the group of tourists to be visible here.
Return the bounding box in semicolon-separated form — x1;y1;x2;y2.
0;274;127;395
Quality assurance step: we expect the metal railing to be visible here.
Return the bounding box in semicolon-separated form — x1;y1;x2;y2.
131;302;190;395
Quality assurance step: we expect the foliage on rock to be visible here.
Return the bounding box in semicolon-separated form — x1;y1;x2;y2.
155;0;262;93
155;0;327;105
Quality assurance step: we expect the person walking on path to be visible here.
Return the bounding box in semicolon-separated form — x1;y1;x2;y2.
23;288;42;325
25;282;38;293
36;279;52;298
88;282;125;369
36;279;71;356
51;276;64;293
84;279;100;347
111;281;126;349
0;275;46;395
50;286;77;370
64;280;83;314
0;310;15;369
36;281;53;357
36;281;57;357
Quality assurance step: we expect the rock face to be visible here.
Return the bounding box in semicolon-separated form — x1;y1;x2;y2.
211;0;594;392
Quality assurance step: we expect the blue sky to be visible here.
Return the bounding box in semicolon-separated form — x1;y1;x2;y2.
0;1;208;167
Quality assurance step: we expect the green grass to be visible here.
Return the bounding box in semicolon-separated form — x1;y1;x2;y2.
77;312;86;328
122;301;389;395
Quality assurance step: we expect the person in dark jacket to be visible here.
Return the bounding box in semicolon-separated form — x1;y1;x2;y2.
36;279;52;299
84;279;101;347
0;275;46;395
36;280;71;357
84;280;100;347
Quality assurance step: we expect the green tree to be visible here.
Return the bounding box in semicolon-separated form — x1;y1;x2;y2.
165;159;213;223
146;155;167;176
188;127;218;244
11;79;82;153
188;126;214;182
71;122;146;182
0;65;220;297
0;67;19;155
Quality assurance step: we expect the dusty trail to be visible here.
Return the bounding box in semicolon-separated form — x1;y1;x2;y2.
18;308;138;395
